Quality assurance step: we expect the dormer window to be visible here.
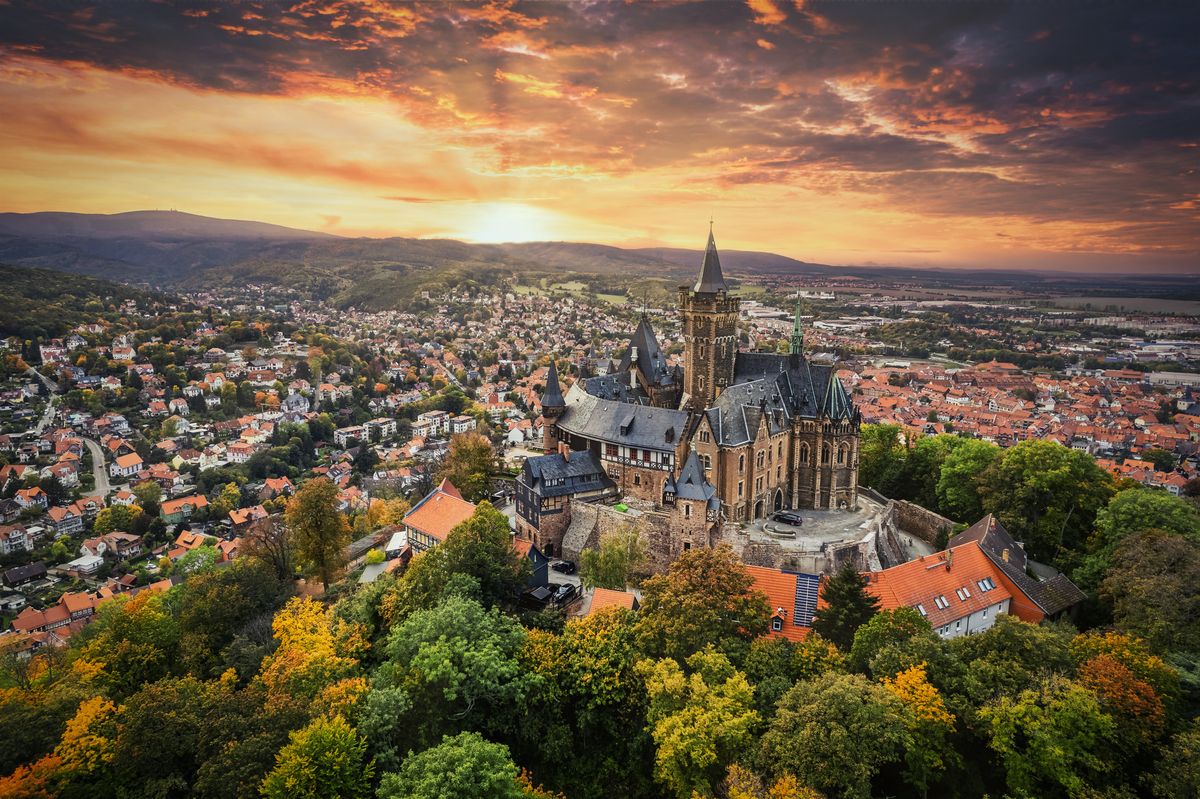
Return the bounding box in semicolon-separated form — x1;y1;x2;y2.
771;618;783;632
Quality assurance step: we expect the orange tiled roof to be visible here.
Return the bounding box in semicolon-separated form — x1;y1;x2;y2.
745;565;818;642
866;542;1012;629
588;587;638;615
403;483;476;544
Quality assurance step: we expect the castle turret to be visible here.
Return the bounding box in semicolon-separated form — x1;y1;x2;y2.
541;360;566;453
679;226;739;412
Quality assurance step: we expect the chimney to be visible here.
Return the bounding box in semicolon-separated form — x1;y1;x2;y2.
945;548;953;571
1001;548;1010;562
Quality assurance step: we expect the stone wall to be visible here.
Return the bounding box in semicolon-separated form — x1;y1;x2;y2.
894;499;956;545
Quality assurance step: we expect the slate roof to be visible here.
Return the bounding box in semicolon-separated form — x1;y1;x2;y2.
666;451;720;509
616;316;679;388
541;361;565;408
558;383;689;453
521;450;615;498
949;514;1086;616
693;229;728;293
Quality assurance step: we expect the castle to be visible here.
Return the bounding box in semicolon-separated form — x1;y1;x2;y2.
515;228;860;561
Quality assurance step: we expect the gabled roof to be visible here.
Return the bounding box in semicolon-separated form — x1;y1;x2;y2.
867;542;1013;629
404;481;476;544
693;228;728;293
588;587;639;615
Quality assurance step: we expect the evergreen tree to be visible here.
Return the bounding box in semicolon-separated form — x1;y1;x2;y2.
811;562;880;650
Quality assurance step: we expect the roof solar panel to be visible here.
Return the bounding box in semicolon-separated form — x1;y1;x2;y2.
791;571;821;627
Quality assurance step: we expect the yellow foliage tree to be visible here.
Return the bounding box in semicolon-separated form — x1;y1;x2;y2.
54;695;117;779
258;597;363;703
882;663;956;796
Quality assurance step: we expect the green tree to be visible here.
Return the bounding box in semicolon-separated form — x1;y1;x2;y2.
858;424;906;496
1148;718;1200;799
376;732;525;799
950;614;1075;705
980;676;1117;799
811;562;879;650
1076;488;1200;594
579;526;646;590
636;545;770;663
435;432;494;502
848;606;937;675
641;650;760;799
978;439;1113;562
1142;448;1177;472
260;715;373;799
284;478;350;589
517;607;652;799
72;592;180;699
935;438;1000;522
760;672;908;799
363;595;534;768
131;481;162;517
382;502;529;623
1101;530;1200;654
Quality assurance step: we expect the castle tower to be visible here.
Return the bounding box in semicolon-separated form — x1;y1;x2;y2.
679;226;739;412
540;360;566;453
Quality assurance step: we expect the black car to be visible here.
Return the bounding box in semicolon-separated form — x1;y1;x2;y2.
551;583;578;604
772;511;804;526
551;559;577;575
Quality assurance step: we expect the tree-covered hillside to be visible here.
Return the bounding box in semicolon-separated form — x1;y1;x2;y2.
0;264;172;340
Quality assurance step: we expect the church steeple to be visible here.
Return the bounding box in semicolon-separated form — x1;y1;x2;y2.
790;300;804;355
693;224;728;294
541;359;565;409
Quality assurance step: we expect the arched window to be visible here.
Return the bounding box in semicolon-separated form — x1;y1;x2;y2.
799;443;809;465
739;454;745;473
778;442;784;458
702;454;712;471
756;451;765;469
838;444;848;465
821;443;831;464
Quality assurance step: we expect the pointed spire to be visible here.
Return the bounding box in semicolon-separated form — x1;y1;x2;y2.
541;359;565;408
790;299;804;355
693;225;728;293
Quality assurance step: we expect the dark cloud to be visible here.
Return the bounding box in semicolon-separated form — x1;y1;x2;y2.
1;0;1197;253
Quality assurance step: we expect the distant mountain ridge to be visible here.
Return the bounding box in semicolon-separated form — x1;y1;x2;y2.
0;210;337;241
0;210;1193;307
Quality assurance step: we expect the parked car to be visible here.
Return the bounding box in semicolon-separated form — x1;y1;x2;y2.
519;586;554;609
551;583;578;604
551;559;577;575
772;511;804;526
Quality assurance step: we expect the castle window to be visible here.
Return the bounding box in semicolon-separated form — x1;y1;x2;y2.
756;451;765;469
838;444;848;465
684;504;692;519
778;442;783;458
699;430;710;443
737;481;744;498
702;454;712;471
756;476;763;492
605;443;618;458
634;473;641;486
739;454;745;473
799;443;809;465
822;444;831;464
776;466;781;480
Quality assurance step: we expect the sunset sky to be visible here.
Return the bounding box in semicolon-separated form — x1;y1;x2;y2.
0;1;1197;273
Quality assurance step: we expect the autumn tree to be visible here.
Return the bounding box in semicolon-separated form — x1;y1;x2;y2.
242;515;294;582
258;597;364;705
285;477;351;589
882;664;957;796
260;715;373;799
1148;718;1200;799
811;562;879;651
718;764;822;799
641;649;760;799
92;504;144;536
637;545;770;663
516;607;652;799
72;592;180;698
579;526;646;590
435;432;494;502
